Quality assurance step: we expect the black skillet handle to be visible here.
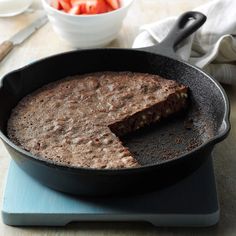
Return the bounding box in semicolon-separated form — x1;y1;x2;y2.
139;11;206;59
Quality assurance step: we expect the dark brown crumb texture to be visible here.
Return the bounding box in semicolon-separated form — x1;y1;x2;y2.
7;72;188;169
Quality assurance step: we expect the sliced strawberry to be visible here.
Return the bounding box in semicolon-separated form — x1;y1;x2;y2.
96;0;109;13
105;0;120;10
51;0;62;10
71;0;108;14
71;1;86;14
71;0;91;14
79;3;87;14
51;0;118;14
106;3;113;12
70;0;83;6
68;5;81;14
84;0;99;14
58;0;71;12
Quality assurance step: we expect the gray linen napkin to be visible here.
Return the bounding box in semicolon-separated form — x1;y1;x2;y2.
133;0;236;85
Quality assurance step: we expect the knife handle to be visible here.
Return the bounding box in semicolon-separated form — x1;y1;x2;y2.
0;41;14;62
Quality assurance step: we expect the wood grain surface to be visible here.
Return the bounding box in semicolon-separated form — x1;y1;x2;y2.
0;0;236;235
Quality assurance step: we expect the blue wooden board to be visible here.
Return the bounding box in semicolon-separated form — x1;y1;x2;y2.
1;157;219;227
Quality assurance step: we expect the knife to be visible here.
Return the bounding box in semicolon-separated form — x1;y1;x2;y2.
0;14;48;62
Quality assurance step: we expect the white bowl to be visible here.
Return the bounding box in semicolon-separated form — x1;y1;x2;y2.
0;0;32;17
42;0;134;48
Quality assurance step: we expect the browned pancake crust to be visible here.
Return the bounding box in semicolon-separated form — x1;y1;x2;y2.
7;72;188;169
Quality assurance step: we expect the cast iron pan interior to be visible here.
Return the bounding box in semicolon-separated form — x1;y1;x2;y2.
0;48;229;168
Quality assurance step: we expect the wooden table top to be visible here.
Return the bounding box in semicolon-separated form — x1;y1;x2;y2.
0;0;235;235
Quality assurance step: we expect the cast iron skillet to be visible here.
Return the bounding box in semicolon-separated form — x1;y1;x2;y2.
0;11;230;196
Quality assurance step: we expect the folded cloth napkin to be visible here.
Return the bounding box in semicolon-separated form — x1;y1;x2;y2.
133;0;236;85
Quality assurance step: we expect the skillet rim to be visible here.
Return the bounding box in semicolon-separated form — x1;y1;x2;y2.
0;48;231;174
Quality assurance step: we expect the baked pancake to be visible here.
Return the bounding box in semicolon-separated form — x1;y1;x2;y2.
7;72;188;169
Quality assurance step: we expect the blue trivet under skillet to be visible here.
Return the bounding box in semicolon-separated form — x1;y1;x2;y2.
2;156;219;227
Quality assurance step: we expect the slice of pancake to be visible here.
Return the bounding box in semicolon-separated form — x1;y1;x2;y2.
7;72;188;169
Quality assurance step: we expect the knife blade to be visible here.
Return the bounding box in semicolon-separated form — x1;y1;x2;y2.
0;14;48;62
